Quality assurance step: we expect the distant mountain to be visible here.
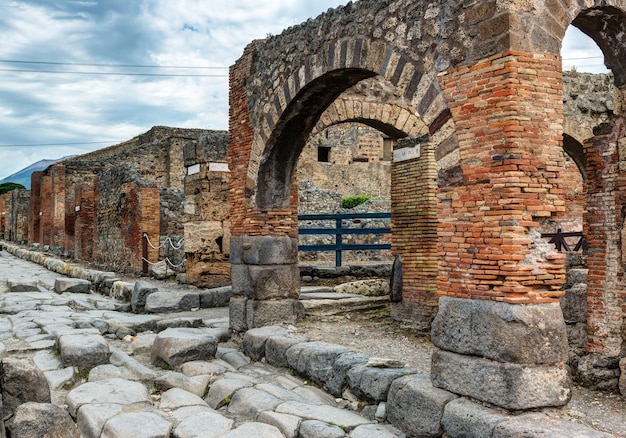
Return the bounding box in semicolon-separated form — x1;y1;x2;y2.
0;156;74;189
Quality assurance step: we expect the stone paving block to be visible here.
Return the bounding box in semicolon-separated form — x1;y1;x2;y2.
145;291;200;313
350;423;406;438
346;364;415;402
159;388;208;410
131;280;158;312
77;403;123;438
6;402;79;438
206;378;254;409
431;349;571;410
327;351;370;397
130;333;157;355
492;413;615;438
299;419;345;438
58;333;111;369
255;383;307;403
220;421;284;438
386;374;458;438
218;348;251;369
441;397;508;438
258;411;301;438
265;335;309;368
243;325;290;361
199;286;233;308
151;327;218;369
286;341;351;387
100;411;172;438
7;280;39;292
54;278;91;294
180;360;234;379
154;372;210;397
173;410;234;438
66;378;152;417
275;401;372;431
227;387;283;419
45;367;75;390
2;357;51;416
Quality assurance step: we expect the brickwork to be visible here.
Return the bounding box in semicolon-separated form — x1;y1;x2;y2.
28;171;42;245
584;119;626;357
437;51;567;304
391;138;438;326
74;182;95;260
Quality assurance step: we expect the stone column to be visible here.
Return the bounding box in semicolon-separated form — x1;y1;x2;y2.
229;235;304;331
433;51;571;409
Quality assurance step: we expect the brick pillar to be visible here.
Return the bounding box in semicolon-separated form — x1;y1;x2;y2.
583;118;626;358
138;187;160;272
431;51;571;410
228;43;304;331
29;172;43;245
51;165;66;251
75;183;95;260
390;137;438;328
40;174;52;247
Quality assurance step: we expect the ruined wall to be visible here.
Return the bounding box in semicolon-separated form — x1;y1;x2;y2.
93;164;160;273
183;131;231;287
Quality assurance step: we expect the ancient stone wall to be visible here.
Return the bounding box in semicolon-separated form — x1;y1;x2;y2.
183;131;231;287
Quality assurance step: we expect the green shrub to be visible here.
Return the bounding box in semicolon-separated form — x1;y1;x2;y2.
341;195;372;209
0;182;25;195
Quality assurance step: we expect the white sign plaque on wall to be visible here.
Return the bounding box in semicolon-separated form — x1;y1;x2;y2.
187;164;201;176
209;162;229;172
393;144;421;163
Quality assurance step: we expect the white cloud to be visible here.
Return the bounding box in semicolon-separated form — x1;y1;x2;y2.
0;0;613;180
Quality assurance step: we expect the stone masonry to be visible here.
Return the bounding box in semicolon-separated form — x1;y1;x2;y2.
228;0;626;411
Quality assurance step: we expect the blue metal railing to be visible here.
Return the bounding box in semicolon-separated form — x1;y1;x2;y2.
298;212;391;267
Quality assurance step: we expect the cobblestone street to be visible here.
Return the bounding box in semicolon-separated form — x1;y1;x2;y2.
0;247;625;437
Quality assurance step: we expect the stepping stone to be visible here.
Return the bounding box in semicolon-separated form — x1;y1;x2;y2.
151;328;218;369
58;333;111;369
7;280;39;292
199;286;233;308
54;278;91;294
144;291;199;313
131;281;158;312
66;378;152;417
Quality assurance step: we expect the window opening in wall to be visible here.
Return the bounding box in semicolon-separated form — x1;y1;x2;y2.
318;146;331;163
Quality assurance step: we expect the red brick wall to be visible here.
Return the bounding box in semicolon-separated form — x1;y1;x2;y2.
229;42;300;238
437;51;566;304
391;141;438;324
583;118;625;356
0;194;8;239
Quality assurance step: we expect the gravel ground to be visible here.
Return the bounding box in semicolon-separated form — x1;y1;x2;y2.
295;309;626;438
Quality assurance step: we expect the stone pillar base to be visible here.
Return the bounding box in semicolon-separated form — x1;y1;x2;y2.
229;297;304;332
431;349;571;410
431;296;572;410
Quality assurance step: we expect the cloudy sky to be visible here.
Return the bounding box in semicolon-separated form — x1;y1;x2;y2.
0;0;609;180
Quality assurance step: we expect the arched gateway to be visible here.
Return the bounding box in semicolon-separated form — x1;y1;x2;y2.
228;0;626;410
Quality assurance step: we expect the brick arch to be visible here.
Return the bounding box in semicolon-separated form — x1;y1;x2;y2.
563;133;587;181
250;38;451;210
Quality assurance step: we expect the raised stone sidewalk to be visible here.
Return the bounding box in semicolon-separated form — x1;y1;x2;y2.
0;243;619;437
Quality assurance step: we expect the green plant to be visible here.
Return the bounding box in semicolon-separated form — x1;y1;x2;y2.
341;195;372;209
223;396;231;405
0;182;26;195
